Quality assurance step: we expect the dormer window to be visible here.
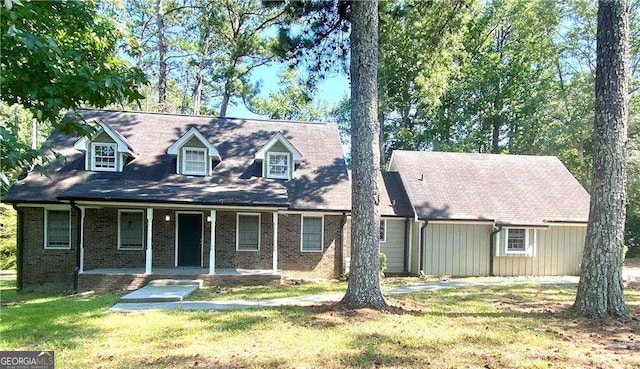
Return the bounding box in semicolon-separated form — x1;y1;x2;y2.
167;127;221;176
183;147;207;175
267;152;290;179
255;132;303;180
74;121;138;173
92;143;117;171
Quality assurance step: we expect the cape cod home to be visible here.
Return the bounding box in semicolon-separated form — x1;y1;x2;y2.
5;109;352;291
5;109;590;291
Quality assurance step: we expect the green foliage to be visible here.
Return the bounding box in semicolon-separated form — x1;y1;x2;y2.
0;0;146;186
0;204;17;270
379;252;387;277
247;69;329;121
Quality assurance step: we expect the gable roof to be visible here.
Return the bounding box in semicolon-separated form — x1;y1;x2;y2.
73;120;137;156
5;109;350;211
166;127;221;160
389;150;590;226
254;132;303;163
379;172;413;217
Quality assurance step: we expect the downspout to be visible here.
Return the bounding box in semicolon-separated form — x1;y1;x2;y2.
12;205;23;291
489;224;502;277
339;212;347;276
420;221;428;273
403;218;410;274
71;201;81;293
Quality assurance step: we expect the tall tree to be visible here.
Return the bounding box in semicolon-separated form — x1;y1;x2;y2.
574;0;630;318
340;0;387;309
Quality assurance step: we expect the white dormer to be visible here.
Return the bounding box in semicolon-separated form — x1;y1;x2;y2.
74;121;137;172
254;132;303;180
167;127;221;176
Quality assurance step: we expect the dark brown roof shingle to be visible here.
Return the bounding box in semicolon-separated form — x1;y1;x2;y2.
5;109;351;210
389;150;590;226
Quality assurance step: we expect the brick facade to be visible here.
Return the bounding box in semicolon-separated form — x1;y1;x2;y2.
19;206;347;289
22;207;78;288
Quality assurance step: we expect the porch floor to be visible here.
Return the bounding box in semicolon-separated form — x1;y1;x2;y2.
78;268;282;292
82;268;277;276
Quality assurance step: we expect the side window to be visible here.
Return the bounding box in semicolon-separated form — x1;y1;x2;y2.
45;210;71;249
237;214;260;251
118;210;144;250
301;216;323;252
379;220;386;242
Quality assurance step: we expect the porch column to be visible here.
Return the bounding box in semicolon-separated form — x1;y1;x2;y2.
272;211;278;274
145;208;153;275
208;210;216;275
79;207;85;273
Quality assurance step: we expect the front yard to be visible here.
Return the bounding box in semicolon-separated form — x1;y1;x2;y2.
1;278;639;368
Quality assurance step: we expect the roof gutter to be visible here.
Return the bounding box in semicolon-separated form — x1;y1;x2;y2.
419;221;428;274
12;204;23;291
489;223;503;277
70;201;81;294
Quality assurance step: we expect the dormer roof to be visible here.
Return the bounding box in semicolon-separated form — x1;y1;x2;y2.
167;127;221;161
254;132;303;163
73;120;137;156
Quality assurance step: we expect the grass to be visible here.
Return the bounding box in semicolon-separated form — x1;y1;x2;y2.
186;276;430;301
1;278;639;368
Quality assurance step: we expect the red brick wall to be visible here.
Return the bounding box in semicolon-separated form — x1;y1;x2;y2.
22;207;77;288
20;207;347;289
277;214;345;278
83;208;146;269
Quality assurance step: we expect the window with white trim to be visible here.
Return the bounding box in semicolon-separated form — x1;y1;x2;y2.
45;210;70;249
118;210;144;250
92;143;116;171
183;147;207;175
506;228;526;252
301;216;323;252
379;220;386;242
237;214;260;251
267;152;290;179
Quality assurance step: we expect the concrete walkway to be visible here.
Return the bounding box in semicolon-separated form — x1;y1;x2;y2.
109;276;580;313
119;279;202;303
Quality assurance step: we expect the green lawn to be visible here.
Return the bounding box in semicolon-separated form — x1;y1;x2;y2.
1;279;639;368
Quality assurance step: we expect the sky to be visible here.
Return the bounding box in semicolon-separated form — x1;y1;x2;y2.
226;63;350;120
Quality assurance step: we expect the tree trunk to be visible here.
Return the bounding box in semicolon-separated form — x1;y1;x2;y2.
193;66;204;115
220;91;231;117
156;0;168;111
340;0;387;310
574;0;629;318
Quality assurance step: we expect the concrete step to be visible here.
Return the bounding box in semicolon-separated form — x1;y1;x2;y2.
147;279;203;288
119;282;201;303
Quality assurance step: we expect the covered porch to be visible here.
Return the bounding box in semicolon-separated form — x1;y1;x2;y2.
74;202;285;277
79;267;281;292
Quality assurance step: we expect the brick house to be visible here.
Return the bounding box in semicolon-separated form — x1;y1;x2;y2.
5;109;592;292
5;109;352;291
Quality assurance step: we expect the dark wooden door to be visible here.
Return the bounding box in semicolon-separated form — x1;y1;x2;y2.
177;213;202;266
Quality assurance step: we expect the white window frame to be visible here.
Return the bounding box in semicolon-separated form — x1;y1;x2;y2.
118;210;145;250
182;147;207;176
236;213;261;251
266;151;291;180
504;228;529;255
379;219;387;243
91;142;117;172
44;209;71;249
301;215;324;252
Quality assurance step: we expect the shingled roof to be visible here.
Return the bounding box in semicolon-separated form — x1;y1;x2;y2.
389;150;590;226
5;109;351;210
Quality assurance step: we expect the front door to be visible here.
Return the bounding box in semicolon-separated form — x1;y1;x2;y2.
177;213;202;267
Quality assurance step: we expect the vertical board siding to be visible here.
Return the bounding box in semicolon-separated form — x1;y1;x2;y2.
380;219;405;273
422;224;491;276
493;226;586;276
